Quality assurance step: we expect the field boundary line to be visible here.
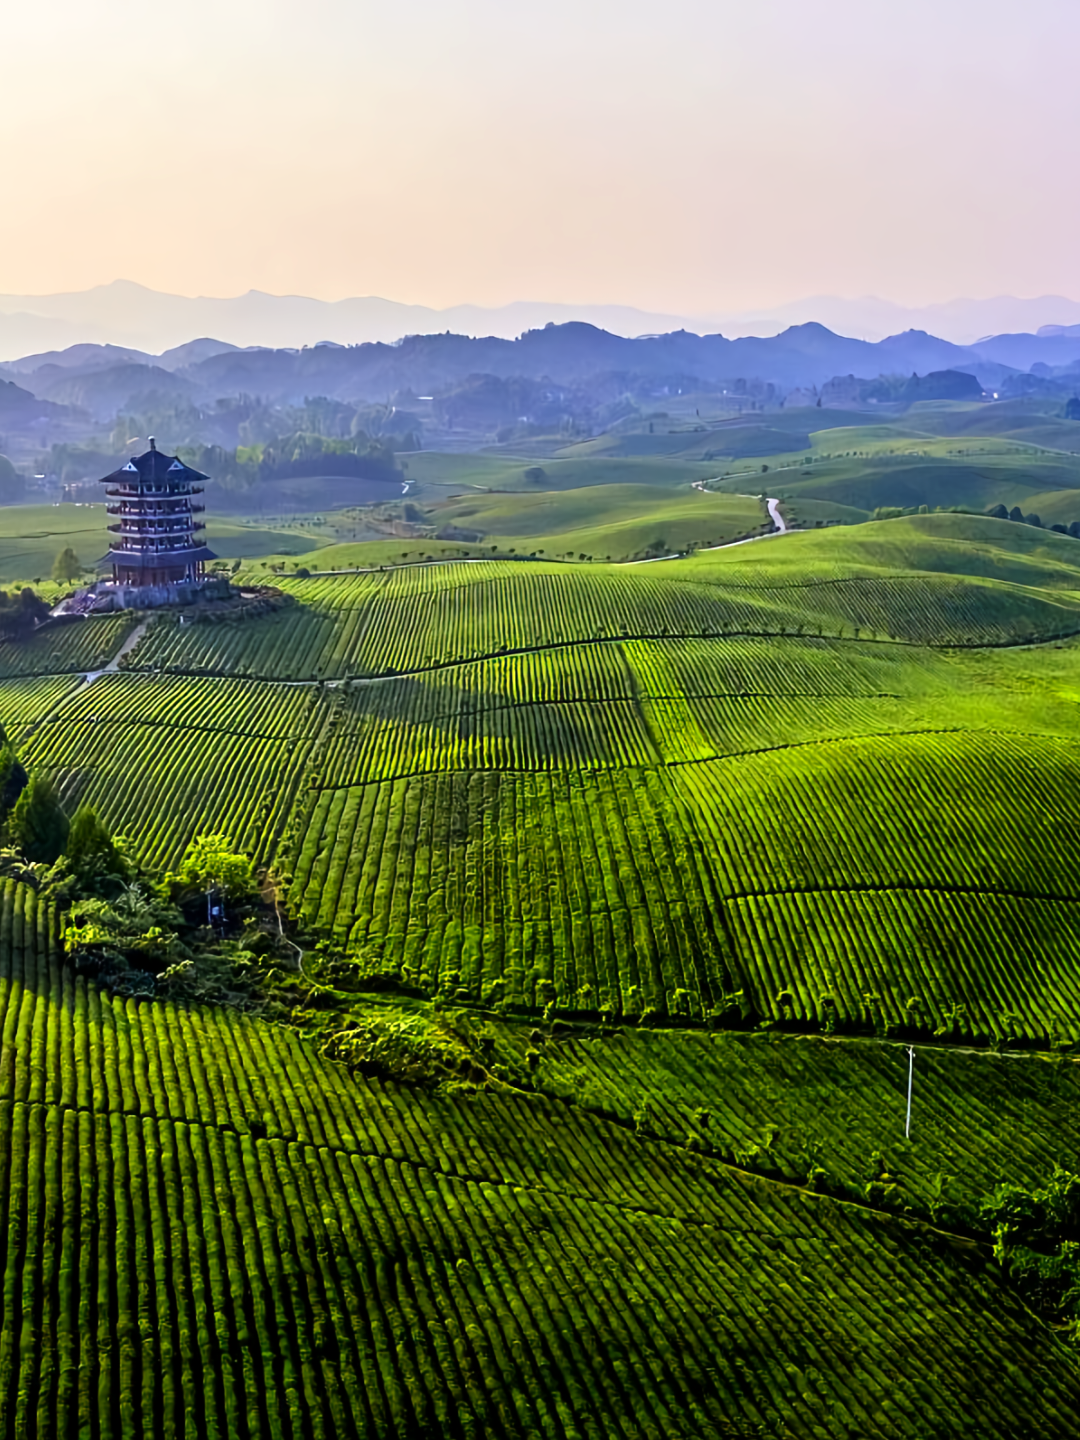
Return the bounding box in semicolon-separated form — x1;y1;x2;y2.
300;723;1080;790
0;1090;990;1252
8;620;1080;691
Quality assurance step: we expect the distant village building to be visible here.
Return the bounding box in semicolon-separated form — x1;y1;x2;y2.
98;438;217;586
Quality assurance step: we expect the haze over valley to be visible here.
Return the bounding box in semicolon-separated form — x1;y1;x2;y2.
2;3;1080;1438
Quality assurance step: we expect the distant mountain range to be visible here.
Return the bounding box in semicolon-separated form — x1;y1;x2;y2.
4;280;1080;356
4;320;1080;417
2;319;1079;474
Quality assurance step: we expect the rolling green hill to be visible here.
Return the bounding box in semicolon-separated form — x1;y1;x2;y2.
401;451;721;491
5;479;1080;1433
279;486;771;566
5;513;1080;1045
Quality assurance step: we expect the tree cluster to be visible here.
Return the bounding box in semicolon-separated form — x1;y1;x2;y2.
0;733;265;1003
0;587;50;640
0;454;24;504
987;503;1080;536
871;504;985;521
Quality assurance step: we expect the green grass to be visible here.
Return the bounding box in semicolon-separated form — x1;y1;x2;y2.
244;486;769;568
910;397;1080;451
433;481;760;537
0;503;320;583
556;408;880;462
402;450;721;491
699;510;1080;590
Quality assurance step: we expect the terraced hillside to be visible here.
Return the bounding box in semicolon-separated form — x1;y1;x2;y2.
1;883;1079;1438
5;515;1080;1043
5;507;1080;1435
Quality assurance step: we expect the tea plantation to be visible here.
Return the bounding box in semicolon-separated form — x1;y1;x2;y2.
2;884;1080;1438
4;509;1080;1433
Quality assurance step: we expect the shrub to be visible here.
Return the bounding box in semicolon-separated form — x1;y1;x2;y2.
175;833;255;901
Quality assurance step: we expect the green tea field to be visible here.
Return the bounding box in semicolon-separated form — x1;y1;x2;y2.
6;515;1080;1041
4;494;1080;1434
1;884;1079;1438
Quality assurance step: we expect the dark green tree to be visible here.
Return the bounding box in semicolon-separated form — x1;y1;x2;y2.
8;775;69;864
51;547;83;584
63;804;128;891
0;739;26;818
987;503;1009;520
1008;506;1024;522
175;833;255;902
0;588;49;641
1065;397;1080;421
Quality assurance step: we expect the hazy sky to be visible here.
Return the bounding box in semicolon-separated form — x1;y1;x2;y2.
2;0;1078;311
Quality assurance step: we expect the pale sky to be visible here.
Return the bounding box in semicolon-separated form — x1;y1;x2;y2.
1;0;1077;312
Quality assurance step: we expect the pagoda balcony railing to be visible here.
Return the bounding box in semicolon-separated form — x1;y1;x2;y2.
108;524;204;535
104;483;203;497
108;540;203;555
108;522;205;536
107;501;204;515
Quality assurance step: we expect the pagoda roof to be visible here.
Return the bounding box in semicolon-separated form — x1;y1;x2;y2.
98;438;209;486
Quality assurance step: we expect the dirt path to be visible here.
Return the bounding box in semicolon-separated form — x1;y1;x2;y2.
81;615;155;686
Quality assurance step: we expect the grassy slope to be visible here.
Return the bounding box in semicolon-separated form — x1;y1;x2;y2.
2;883;1079;1439
0;502;318;583
557;408;879;462
701;510;1080;588
248;486;769;568
402;450;721;491
909;398;1080;450
431;482;760;538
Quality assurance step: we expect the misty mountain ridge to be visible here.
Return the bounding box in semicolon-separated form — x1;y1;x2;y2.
5;279;1080;356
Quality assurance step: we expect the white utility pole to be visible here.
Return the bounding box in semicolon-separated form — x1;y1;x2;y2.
905;1046;915;1139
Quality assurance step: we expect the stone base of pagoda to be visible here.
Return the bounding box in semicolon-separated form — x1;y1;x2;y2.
55;574;233;616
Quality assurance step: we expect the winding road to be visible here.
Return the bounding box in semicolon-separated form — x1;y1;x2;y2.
626;495;791;565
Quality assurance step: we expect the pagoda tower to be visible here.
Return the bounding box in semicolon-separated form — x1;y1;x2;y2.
98;438;217;587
